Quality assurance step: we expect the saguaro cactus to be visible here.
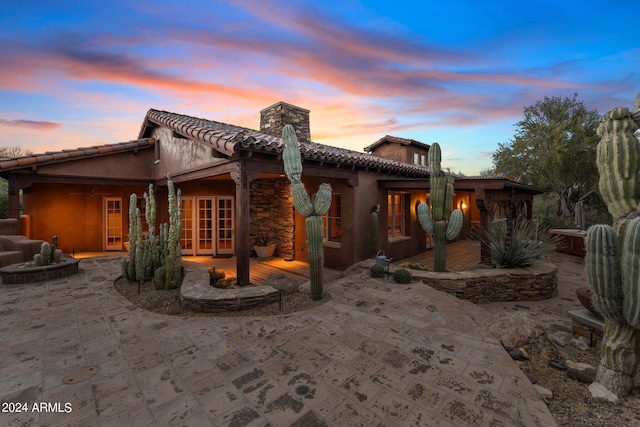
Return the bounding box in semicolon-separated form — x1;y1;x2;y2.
586;93;640;398
282;125;332;300
371;205;380;258
417;143;463;272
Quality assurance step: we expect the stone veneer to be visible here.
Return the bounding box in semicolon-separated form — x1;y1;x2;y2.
361;259;557;303
0;257;80;285
250;178;294;259
260;101;311;142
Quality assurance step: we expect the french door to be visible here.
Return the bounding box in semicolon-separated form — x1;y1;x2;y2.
216;197;234;255
180;196;234;256
103;197;122;251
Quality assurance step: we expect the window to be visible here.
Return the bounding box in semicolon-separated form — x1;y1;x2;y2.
323;194;342;243
413;153;419;165
388;192;407;238
421;154;426;166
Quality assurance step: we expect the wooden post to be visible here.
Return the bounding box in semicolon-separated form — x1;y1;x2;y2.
475;189;493;265
232;159;251;287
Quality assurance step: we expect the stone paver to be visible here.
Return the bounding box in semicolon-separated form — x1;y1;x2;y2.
0;256;557;426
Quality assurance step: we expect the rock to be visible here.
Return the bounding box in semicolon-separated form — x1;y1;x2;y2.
565;360;596;383
340;262;365;278
588;382;619;404
533;384;553;400
551;334;567;347
509;349;526;361
298;281;310;294
518;347;530;360
570;337;590;351
485;312;562;361
548;360;567;371
501;340;515;351
263;273;303;295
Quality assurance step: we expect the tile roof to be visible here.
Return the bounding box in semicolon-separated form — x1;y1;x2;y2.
364;135;431;153
0;139;155;172
142;109;431;177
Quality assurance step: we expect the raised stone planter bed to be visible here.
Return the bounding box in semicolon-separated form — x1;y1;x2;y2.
181;269;281;312
0;257;80;284
359;259;557;304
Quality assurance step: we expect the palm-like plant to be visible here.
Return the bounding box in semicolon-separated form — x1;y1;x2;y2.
486;218;553;268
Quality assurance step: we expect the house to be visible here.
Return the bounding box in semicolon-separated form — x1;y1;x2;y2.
0;102;541;284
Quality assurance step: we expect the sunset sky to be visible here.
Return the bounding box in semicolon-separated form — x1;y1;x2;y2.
1;0;638;174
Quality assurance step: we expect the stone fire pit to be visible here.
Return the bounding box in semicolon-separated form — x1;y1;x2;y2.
0;257;80;284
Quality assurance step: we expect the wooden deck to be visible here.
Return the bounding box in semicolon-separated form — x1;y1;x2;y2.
397;240;481;271
183;239;481;283
182;255;343;285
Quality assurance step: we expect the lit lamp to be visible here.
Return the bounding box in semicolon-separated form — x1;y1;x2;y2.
460;201;467;210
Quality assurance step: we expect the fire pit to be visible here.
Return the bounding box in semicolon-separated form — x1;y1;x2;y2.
0;256;80;284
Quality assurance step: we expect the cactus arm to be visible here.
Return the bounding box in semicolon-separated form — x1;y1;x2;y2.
446;209;463;240
622;218;640;329
586;224;625;322
417;203;434;234
313;183;332;216
283;125;303;182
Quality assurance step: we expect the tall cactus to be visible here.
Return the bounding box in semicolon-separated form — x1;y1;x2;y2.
586;93;640;398
371;205;380;258
417;143;463;272
154;174;183;290
282;125;332;300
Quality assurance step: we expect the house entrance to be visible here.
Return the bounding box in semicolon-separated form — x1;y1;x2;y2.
180;196;234;256
103;197;122;251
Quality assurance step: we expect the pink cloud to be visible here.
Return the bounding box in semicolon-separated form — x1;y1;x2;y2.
0;119;61;130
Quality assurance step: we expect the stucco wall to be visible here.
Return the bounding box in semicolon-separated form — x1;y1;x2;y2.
24;183;148;253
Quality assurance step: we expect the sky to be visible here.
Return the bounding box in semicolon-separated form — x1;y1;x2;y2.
0;0;638;175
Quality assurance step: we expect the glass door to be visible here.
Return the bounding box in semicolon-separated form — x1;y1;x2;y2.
104;197;122;251
216;197;234;255
196;197;214;255
180;197;194;255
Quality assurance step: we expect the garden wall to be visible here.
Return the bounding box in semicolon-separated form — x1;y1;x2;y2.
361;260;558;304
416;262;558;303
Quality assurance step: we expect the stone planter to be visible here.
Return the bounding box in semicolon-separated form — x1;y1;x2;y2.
254;244;277;259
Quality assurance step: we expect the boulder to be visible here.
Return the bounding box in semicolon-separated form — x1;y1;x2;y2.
263;273;303;295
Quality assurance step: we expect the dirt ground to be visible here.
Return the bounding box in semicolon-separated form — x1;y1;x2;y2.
114;251;640;426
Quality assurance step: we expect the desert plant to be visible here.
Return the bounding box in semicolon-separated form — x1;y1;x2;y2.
486;218;552;268
282;124;332;300
417;143;463;271
369;263;386;278
33;236;63;266
153;175;183;290
585;94;640;398
371;205;380;258
393;268;413;284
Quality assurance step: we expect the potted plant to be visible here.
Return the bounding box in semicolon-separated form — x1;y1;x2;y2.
253;233;277;259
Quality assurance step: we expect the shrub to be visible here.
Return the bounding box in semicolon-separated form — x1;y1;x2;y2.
393;268;413;284
369;263;386;278
485;218;553;268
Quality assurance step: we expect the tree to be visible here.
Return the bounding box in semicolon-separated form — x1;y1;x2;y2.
492;93;601;228
0;146;32;158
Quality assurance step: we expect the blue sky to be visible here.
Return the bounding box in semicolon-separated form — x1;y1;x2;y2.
0;0;638;174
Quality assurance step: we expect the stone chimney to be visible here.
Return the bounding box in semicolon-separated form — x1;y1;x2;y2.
260;101;310;142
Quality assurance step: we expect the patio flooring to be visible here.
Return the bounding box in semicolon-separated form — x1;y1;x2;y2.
0;242;559;426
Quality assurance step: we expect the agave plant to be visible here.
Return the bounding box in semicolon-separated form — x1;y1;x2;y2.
485;218;553;268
